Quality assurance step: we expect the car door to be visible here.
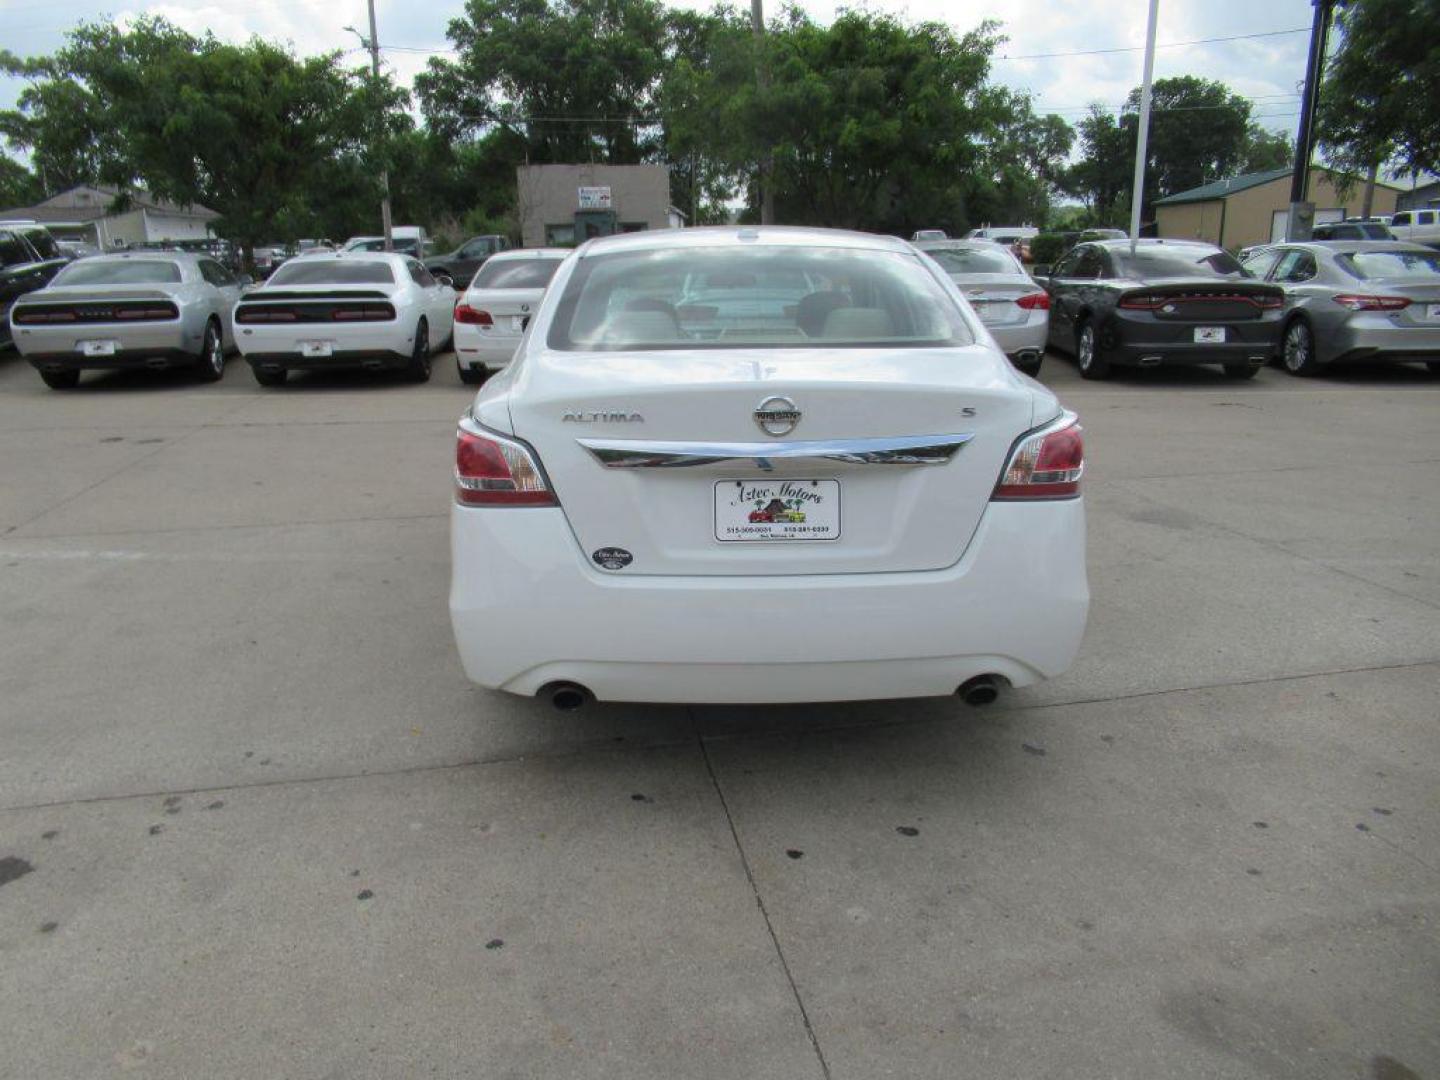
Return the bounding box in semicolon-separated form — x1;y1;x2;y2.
407;259;454;341
1043;246;1086;345
199;259;243;346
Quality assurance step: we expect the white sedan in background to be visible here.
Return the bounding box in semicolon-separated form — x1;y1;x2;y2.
915;239;1050;375
453;248;569;384
450;227;1088;709
233;253;454;386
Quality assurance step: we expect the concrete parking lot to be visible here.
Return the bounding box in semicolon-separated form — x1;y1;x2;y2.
1;347;1437;1079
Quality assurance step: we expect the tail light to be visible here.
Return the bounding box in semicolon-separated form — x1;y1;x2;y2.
1118;294;1162;310
992;412;1084;500
1014;292;1050;311
1332;294;1411;311
331;304;394;321
455;417;557;507
455;303;493;326
115;306;179;320
236;308;296;323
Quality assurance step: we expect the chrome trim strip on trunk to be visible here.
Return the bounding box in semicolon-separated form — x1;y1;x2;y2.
577;433;975;471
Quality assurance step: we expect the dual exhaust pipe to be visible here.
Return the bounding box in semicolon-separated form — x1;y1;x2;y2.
536;675;1006;711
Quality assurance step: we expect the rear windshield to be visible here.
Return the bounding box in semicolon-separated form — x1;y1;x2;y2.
547;247;974;350
922;245;1021;276
268;260;395;285
53;259;182;285
470;257;564;290
1338;249;1440;280
1113;247;1248;280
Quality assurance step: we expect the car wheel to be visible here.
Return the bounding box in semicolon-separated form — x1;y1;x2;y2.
40;369;81;390
1281;319;1320;376
458;361;488;386
252;366;287;387
194;320;225;382
1013;353;1043;377
1075;320;1110;380
1222;360;1259;379
407;319;432;382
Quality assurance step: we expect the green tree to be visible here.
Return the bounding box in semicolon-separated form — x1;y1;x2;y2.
0;154;43;207
1064;106;1132;225
1;20;407;259
1318;0;1440;178
1241;125;1293;173
416;0;670;165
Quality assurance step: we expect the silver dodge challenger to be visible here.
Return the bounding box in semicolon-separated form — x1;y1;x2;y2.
8;252;244;389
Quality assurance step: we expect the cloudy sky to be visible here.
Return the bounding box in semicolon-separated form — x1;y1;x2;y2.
2;0;1319;139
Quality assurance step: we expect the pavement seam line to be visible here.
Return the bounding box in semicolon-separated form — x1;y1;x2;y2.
696;728;834;1080
4;511;449;544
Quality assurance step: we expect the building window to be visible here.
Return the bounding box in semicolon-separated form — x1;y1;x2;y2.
620;222;647;233
545;224;576;246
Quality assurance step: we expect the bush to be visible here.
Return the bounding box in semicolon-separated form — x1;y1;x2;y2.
1028;233;1069;266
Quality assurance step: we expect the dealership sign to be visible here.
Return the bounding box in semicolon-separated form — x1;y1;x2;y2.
578;186;613;210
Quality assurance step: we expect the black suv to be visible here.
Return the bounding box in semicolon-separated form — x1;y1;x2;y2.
1;227;73;349
424;235;510;289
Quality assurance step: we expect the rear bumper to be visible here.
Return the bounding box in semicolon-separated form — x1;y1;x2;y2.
450;498;1089;703
454;325;522;370
987;315;1049;359
12;322;197;368
236;323;413;368
1107;311;1281;367
1324;320;1440;365
243;349;411;371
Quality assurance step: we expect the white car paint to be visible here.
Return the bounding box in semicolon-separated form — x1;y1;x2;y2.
453;248;568;375
233;253;455;380
449;227;1088;705
915;240;1049;372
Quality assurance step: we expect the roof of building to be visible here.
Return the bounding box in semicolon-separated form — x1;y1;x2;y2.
0;184;219;224
1155;166;1404;207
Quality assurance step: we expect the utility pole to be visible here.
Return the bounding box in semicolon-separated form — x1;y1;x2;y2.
751;0;774;225
361;0;394;252
1287;0;1333;240
1128;0;1160;250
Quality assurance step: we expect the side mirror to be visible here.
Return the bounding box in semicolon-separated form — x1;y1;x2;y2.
434;274;455;289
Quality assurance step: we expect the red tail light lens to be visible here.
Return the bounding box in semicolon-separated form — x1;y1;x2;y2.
1332;294;1411;311
1118;294;1162;310
455;303;493;326
455;418;556;507
993;412;1084;500
1014;292;1050;311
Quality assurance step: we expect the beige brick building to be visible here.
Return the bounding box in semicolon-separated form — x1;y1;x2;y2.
1154;167;1402;251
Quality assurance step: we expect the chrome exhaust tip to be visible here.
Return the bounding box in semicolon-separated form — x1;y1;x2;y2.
1137;355;1163;367
540;682;592;712
957;675;1001;707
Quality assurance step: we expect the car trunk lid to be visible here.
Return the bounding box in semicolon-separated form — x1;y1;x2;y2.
956;275;1044;327
1119;279;1282;322
509;347;1036;576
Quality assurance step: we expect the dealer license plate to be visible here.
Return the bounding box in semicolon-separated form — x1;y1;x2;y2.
1427;304;1440;320
1194;327;1226;344
300;340;334;358
80;340;118;357
715;479;840;542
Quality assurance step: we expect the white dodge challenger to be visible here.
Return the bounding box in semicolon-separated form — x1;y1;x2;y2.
450;227;1088;707
234;253;455;385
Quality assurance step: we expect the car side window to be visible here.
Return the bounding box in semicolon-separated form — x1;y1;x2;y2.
1243;251;1282;279
1420;211;1436;225
1391;212;1410;226
407;261;437;288
202;259;237;286
1071;248;1102;279
1050;250;1080;278
1272;251;1316;283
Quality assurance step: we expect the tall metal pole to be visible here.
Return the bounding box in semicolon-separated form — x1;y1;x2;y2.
751;0;774;225
1128;0;1160;250
1286;0;1332;238
366;0;395;251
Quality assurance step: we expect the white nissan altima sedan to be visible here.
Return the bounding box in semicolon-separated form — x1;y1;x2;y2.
449;227;1088;707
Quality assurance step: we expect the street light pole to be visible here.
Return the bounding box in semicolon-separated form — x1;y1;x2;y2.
1128;0;1160;251
364;0;394;252
1286;0;1333;240
751;0;775;225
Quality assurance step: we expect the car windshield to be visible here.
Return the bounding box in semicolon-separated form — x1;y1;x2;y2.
1338;249;1440;280
1112;246;1248;280
53;259;182;285
470;258;564;290
922;245;1020;276
548;246;974;351
267;260;395;285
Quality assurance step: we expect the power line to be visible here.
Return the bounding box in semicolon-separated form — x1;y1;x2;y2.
994;26;1310;62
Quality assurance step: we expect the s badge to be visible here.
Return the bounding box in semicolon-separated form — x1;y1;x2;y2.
592;547;633;570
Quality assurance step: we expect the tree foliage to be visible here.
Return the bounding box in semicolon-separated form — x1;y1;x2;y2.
1318;0;1440;177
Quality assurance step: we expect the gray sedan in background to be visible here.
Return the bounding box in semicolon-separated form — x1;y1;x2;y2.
916;239;1049;375
1241;241;1440;376
8;252;243;389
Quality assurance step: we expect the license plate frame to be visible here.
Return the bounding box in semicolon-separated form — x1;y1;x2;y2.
300;340;334;358
1193;326;1226;344
80;339;119;357
715;479;841;542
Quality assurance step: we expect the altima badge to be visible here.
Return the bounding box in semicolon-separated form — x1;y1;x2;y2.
754;395;801;436
563;410;644;422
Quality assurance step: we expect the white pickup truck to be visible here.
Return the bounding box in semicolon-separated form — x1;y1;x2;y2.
1387;208;1440;248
